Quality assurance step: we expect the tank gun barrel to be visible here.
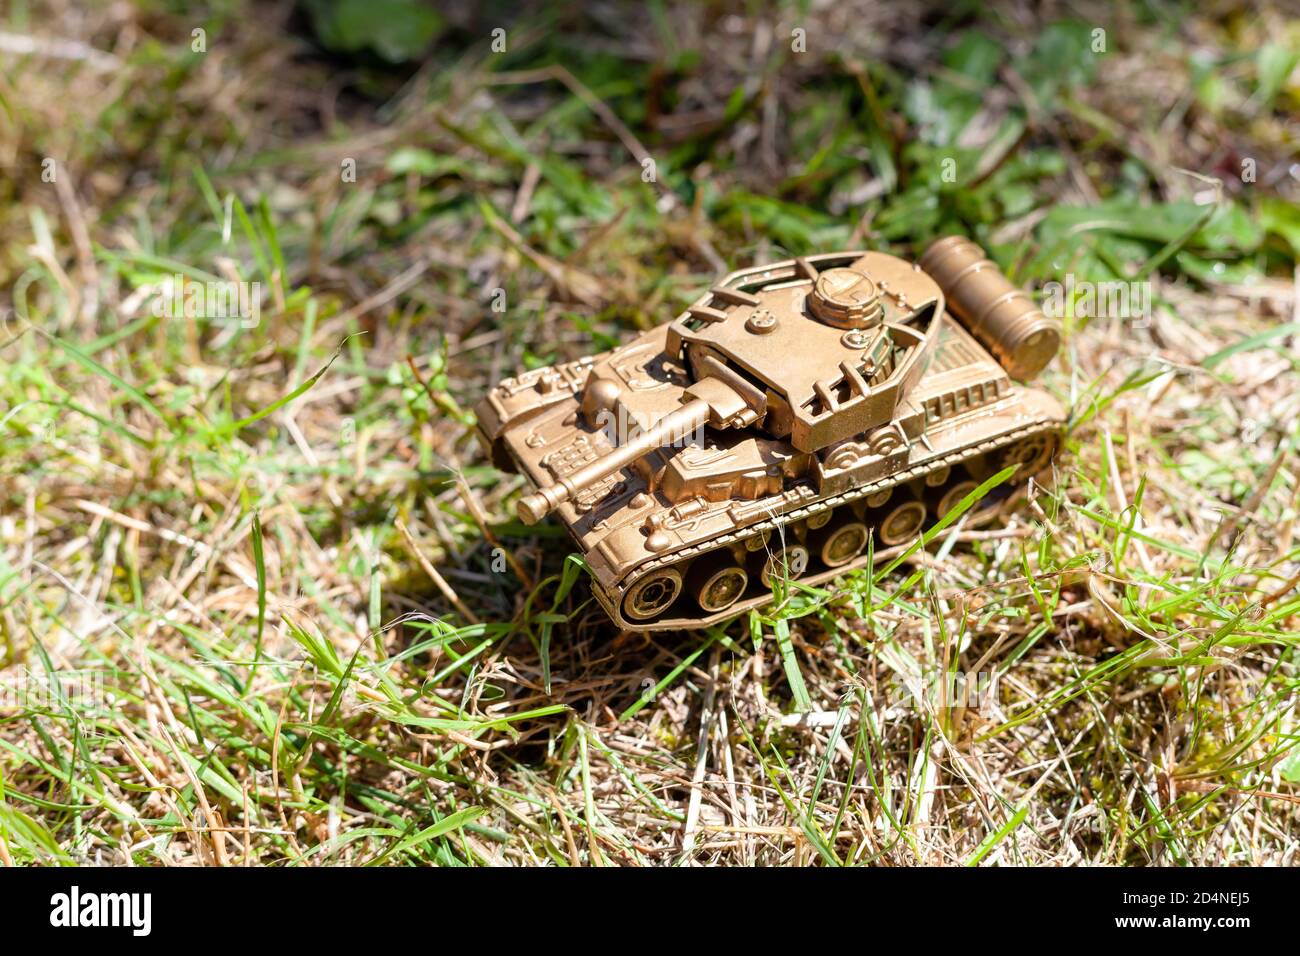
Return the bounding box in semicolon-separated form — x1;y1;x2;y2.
517;398;711;525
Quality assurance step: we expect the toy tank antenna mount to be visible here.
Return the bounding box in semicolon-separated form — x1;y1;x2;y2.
477;237;1066;631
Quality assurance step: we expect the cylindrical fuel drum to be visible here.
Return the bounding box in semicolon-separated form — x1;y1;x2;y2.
919;236;1060;381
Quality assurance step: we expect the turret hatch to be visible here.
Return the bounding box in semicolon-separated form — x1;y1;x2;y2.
669;251;944;453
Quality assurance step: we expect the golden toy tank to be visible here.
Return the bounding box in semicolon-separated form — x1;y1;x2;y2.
475;236;1065;630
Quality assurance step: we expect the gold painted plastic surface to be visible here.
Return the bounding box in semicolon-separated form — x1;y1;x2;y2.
475;239;1067;630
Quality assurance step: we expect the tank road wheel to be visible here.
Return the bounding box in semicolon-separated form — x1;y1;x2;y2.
924;465;952;488
878;500;926;546
692;564;750;613
865;487;893;509
819;522;870;568
760;544;810;589
998;432;1056;478
936;480;979;519
805;509;833;530
623;568;683;621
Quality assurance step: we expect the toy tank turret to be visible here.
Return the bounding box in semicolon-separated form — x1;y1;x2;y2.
476;237;1065;630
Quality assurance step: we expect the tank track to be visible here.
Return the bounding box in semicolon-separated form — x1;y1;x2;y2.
595;418;1060;630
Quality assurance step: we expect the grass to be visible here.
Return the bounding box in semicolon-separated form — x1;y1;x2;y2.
0;0;1298;865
